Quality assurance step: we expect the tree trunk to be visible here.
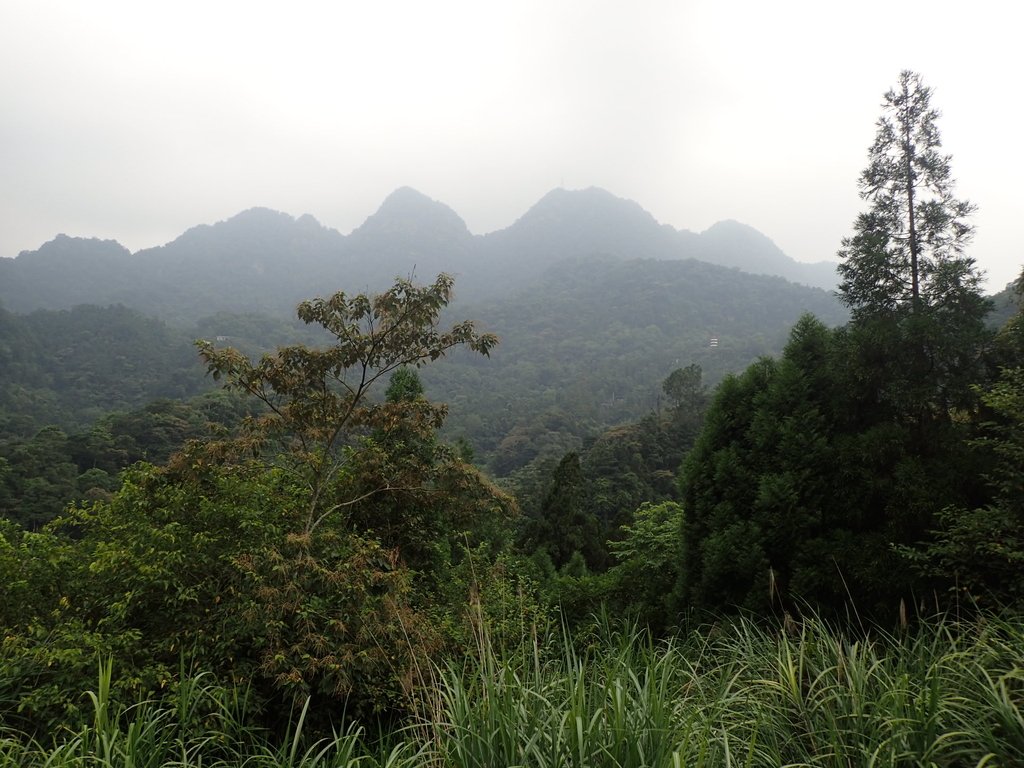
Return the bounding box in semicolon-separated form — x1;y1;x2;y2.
902;84;920;313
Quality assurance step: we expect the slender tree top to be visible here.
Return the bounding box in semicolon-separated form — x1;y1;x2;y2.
838;71;979;318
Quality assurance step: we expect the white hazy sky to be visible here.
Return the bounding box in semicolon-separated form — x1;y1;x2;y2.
2;0;1021;290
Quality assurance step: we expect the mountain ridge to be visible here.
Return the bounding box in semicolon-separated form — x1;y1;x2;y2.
0;187;840;319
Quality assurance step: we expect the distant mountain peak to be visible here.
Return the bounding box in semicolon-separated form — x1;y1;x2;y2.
698;219;837;288
22;234;131;261
518;186;660;227
353;187;470;240
704;218;761;234
701;219;784;253
537;186;620;203
382;186;437;205
214;207;301;232
296;213;323;229
166;207;302;246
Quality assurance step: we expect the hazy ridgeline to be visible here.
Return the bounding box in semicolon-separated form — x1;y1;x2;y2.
0;187;840;320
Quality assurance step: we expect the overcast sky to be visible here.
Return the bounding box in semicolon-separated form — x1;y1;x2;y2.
2;0;1020;290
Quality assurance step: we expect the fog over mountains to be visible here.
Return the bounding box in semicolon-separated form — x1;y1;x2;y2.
0;187;838;322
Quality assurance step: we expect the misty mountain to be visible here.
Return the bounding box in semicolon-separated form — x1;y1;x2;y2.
0;187;839;322
696;220;839;290
125;208;349;320
345;187;477;291
0;236;136;314
457;187;838;295
0;212;340;320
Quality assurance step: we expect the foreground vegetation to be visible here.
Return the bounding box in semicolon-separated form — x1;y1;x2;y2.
3;614;1022;767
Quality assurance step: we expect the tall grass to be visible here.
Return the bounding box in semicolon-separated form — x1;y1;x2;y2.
0;656;402;768
3;613;1022;766
430;613;1024;767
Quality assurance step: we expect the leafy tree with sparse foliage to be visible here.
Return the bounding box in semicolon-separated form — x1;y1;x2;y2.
607;500;684;631
194;273;499;538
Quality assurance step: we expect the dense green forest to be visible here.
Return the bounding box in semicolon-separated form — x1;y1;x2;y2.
3;71;1024;765
0;251;846;530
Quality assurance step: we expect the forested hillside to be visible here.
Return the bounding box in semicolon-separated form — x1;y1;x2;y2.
429;256;846;472
0;253;844;527
0;303;207;435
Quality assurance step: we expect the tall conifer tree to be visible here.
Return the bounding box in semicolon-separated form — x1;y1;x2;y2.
838;71;990;420
838;70;979;316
